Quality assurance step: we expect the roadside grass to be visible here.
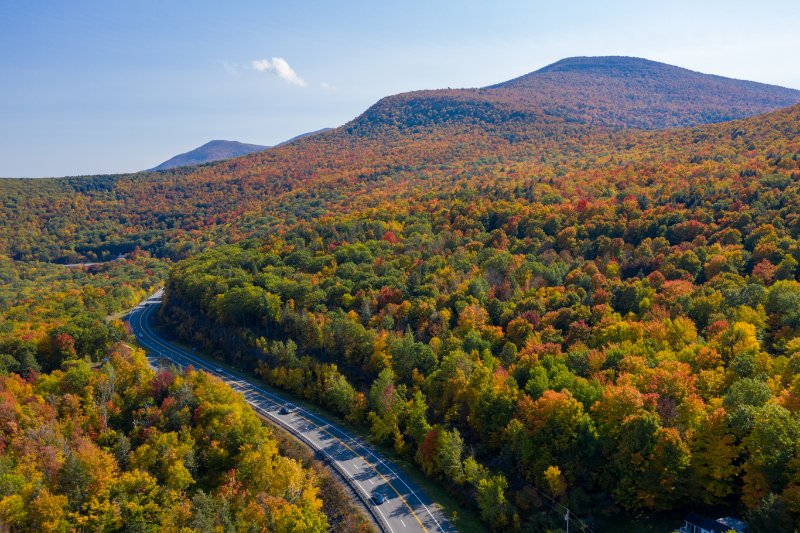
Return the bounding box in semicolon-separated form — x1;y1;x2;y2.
145;327;486;533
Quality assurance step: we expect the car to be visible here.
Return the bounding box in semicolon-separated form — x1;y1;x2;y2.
214;367;223;373
138;334;143;338
370;494;386;506
278;406;290;415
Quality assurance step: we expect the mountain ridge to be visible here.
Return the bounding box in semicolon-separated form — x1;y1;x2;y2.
350;55;800;134
275;128;333;147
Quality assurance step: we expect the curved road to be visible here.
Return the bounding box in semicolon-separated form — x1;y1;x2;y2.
128;289;453;533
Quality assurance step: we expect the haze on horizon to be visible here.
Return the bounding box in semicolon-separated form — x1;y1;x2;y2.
1;0;799;178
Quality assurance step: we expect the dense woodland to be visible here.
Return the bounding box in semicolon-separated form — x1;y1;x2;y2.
161;104;800;530
2;57;800;531
0;253;165;375
0;257;363;531
0;346;328;531
0;253;344;532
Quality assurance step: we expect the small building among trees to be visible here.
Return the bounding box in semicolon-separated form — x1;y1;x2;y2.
679;513;747;533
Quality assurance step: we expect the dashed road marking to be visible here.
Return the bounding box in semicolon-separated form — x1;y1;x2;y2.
131;301;444;533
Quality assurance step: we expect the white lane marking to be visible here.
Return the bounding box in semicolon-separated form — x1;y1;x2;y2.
401;519;407;528
132;303;407;533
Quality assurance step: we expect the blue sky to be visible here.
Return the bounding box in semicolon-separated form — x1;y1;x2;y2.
1;0;799;177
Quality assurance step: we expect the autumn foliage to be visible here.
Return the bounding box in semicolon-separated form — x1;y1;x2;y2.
157;103;800;529
2;58;800;531
0;346;327;531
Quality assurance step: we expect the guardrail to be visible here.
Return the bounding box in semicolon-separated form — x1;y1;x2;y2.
143;351;389;532
135;299;409;533
248;403;389;533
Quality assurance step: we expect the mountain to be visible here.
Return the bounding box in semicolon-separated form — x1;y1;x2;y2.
150;130;333;171
151;58;800;172
3;57;800;264
493;56;800;128
151;140;268;170
351;56;800;133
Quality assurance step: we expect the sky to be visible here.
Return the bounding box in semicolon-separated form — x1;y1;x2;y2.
1;0;799;178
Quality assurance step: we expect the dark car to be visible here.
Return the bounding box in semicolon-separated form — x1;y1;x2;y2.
278;406;290;415
371;494;386;505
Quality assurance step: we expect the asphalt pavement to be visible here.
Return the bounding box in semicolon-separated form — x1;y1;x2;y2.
127;289;454;533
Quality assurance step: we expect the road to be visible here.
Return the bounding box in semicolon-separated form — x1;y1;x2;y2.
128;289;454;533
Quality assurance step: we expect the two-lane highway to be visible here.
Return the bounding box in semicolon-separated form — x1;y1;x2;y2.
128;290;454;533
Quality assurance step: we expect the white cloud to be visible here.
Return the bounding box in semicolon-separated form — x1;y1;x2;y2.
320;81;336;90
251;57;306;86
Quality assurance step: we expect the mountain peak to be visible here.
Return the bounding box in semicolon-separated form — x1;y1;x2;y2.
474;56;800;129
534;55;679;74
351;57;800;135
150;140;268;171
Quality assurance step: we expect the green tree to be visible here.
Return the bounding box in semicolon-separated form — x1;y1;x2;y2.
435;429;465;484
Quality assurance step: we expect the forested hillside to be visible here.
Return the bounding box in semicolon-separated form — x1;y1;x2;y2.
492;56;800;128
0;253;166;375
162;103;800;530
2;57;798;265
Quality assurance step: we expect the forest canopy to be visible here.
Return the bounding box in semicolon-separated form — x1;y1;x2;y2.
160;104;800;530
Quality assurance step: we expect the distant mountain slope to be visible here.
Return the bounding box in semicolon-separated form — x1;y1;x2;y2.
275;128;333;147
151;140;268;170
351;56;800;133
